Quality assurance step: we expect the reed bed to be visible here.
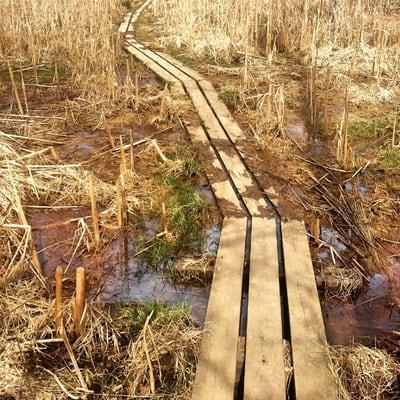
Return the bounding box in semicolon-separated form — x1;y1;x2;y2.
153;0;400;72
0;278;200;399
0;0;123;100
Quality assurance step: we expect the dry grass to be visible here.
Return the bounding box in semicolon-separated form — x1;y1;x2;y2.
152;0;400;73
330;344;400;400
318;264;363;300
0;278;200;399
0;0;124;100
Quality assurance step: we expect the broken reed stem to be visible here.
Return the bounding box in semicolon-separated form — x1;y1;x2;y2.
159;84;168;119
89;172;100;246
161;202;168;234
13;185;43;275
7;61;24;115
129;130;135;170
19;66;29;113
324;69;330;134
135;71;140;109
311;216;320;241
53;62;61;99
116;178;126;228
152;139;169;162
106;125;115;147
50;146;60;162
143;313;156;395
392;112;398;148
74;267;85;336
342;86;350;169
120;135;127;174
266;83;272;123
55;266;63;336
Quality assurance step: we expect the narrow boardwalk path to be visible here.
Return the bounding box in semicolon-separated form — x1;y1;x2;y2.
119;3;337;399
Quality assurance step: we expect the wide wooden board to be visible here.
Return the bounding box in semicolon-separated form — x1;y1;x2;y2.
244;217;286;400
191;217;247;400
282;220;336;400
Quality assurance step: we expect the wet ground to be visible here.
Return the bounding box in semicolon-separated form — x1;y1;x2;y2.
29;179;219;325
324;259;400;345
97;229;219;326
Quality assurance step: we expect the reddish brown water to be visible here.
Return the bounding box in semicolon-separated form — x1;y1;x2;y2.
29;185;219;326
324;258;400;345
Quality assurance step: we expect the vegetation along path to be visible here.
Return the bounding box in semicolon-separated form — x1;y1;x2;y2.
120;2;337;399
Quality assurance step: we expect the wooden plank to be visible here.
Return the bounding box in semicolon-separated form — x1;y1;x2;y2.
156;51;206;81
186;124;243;215
282;220;337;400
244;217;286;400
182;83;266;216
192;217;247;400
124;44;182;91
124;44;266;215
139;47;194;84
199;80;246;143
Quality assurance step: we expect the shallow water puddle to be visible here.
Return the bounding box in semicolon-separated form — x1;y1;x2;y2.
286;121;329;156
98;227;220;326
29;207;91;276
324;259;400;345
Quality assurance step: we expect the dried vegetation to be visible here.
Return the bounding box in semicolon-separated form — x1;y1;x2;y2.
0;1;210;398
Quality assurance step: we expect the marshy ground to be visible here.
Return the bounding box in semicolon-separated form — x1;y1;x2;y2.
1;0;400;399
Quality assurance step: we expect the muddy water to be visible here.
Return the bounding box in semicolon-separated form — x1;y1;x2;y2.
324;258;400;345
30;207;92;276
99;223;220;326
30;183;220;326
316;225;400;345
286;121;329;156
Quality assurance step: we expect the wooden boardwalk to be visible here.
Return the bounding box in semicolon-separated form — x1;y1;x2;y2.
119;3;337;399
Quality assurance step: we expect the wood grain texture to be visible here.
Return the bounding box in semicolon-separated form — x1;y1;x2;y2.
191;217;247;400
244;217;286;400
282;220;337;400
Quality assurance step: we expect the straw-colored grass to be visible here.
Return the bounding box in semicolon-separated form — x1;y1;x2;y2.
152;0;400;73
0;279;200;399
330;344;400;400
0;0;123;100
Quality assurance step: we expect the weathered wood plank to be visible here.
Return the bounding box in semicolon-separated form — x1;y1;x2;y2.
125;44;266;215
139;47;194;83
199;80;246;143
282;220;336;400
244;217;286;400
186;123;243;215
156;51;206;81
191;217;247;400
124;44;186;96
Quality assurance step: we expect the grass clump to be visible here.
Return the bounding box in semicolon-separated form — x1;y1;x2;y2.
121;300;192;335
144;174;205;265
378;148;400;169
219;86;238;108
330;344;400;400
0;279;201;399
348;118;388;140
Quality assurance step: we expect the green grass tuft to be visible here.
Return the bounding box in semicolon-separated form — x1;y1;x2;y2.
348;118;389;140
219;86;238;108
379;148;400;169
141;174;205;265
122;301;192;336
